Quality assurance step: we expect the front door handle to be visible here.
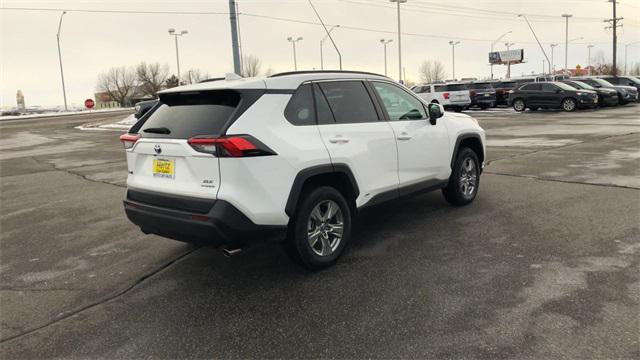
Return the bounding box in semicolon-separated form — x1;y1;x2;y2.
329;136;350;144
397;132;412;141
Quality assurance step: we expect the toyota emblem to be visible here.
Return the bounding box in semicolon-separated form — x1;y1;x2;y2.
154;144;162;154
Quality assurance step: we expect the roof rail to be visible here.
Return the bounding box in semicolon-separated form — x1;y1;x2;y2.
268;70;389;78
198;77;225;83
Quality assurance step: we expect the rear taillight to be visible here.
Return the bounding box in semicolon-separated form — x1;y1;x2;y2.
119;134;140;150
443;92;450;100
188;135;276;157
470;91;477;97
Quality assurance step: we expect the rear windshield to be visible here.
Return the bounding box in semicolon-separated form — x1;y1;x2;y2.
446;84;467;91
136;90;240;139
497;82;517;88
468;83;493;90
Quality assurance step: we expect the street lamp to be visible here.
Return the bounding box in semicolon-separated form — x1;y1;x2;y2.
380;39;393;76
56;11;68;111
168;28;188;84
587;44;595;75
320;25;339;70
287;36;303;71
517;14;551;77
490;30;511;79
505;42;515;77
390;0;407;83
625;41;640;75
561;14;573;72
449;41;460;79
550;44;558;73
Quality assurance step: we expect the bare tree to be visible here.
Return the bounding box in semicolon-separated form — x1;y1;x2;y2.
241;54;262;77
165;75;180;89
183;69;211;84
96;66;137;107
630;63;640;76
136;62;169;97
418;60;446;83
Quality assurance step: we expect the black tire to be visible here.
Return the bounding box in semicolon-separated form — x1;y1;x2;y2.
284;186;351;270
513;98;526;112
453;107;463;112
561;98;577;112
442;148;480;206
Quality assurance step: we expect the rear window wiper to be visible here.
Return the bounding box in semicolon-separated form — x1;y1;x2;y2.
143;127;171;134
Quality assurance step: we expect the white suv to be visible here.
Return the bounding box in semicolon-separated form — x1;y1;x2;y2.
412;83;471;112
121;71;486;270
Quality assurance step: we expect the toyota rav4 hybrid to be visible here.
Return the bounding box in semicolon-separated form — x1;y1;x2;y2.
120;71;486;270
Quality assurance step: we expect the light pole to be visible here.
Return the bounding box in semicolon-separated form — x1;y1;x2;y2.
320;25;339;70
561;14;573;72
491;30;511;79
390;0;407;83
449;41;460;79
550;44;558;73
505;42;515;77
624;41;639;75
287;36;303;71
168;28;188;84
517;14;551;77
380;39;393;76
56;11;68;111
587;44;594;75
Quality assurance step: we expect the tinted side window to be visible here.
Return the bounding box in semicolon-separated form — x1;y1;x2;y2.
372;81;428;121
541;83;558;92
434;85;447;92
284;84;315;126
521;83;541;91
313;84;335;125
317;81;379;124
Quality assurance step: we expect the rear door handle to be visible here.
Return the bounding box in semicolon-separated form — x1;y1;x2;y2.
397;132;412;141
329;136;350;144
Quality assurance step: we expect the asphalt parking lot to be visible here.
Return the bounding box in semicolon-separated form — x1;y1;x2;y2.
1;106;639;359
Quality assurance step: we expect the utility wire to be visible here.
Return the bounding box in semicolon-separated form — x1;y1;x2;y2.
0;6;618;44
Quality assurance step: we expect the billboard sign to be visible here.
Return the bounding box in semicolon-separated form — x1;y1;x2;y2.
489;49;524;64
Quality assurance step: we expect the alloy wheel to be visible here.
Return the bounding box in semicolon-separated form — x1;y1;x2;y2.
459;157;477;199
307;200;344;257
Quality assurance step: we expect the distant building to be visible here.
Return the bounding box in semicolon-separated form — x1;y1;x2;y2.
16;90;25;111
94;92;119;109
94;87;153;109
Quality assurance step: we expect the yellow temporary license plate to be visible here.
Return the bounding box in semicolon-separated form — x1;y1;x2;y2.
152;159;175;178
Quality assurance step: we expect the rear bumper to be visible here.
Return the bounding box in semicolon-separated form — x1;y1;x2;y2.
124;189;286;247
470;97;496;106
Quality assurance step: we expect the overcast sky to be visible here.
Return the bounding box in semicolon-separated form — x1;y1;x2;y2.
1;0;639;107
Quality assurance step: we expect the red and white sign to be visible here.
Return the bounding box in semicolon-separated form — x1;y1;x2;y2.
84;98;95;109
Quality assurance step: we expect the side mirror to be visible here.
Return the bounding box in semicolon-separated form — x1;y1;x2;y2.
555;89;562;94
428;103;444;124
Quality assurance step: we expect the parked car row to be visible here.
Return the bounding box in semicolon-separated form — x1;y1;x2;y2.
410;75;639;113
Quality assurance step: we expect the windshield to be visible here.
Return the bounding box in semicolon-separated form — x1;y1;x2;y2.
497;82;517;88
592;78;614;87
446;84;467;91
136;90;241;139
571;81;595;90
555;82;580;91
468;83;494;90
624;76;640;85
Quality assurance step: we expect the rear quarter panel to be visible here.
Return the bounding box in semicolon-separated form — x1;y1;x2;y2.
221;94;331;226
